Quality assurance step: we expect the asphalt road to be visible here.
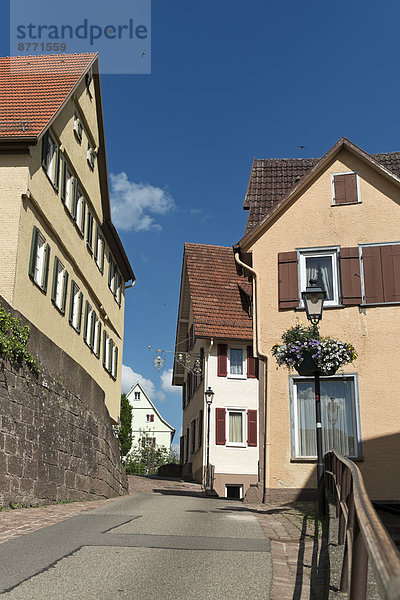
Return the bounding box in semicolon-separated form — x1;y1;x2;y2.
0;491;272;599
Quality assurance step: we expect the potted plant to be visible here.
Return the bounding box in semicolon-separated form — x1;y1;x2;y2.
272;323;357;376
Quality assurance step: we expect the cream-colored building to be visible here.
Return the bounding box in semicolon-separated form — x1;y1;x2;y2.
173;243;259;499
126;382;175;452
0;53;134;423
234;137;400;502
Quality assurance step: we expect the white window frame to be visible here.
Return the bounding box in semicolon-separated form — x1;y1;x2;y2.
54;259;66;310
290;374;361;460
93;318;101;358
226;408;246;447
71;283;81;331
331;171;361;206
225;484;243;499
76;193;86;235
84;304;93;347
298;247;340;307
73;115;82;142
64;167;73;215
227;347;246;379
46;134;57;183
134;391;141;400
34;232;46;287
95;225;105;272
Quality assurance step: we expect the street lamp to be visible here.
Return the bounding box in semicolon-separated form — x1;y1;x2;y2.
204;386;214;490
302;278;327;516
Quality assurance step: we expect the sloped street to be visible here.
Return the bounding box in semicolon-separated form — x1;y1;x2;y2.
0;477;272;599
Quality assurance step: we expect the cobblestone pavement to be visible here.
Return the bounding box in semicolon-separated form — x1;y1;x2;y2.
246;502;330;599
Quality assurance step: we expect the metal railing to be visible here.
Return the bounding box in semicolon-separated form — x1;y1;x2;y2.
324;450;400;600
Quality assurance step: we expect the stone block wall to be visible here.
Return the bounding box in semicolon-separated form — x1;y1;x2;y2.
0;298;127;506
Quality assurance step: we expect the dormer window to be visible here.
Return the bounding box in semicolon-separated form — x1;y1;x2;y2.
332;172;360;205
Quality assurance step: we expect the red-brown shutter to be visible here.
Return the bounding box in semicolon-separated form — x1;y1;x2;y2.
198;410;203;447
340;247;362;305
247;410;257;446
216;408;226;445
217;344;228;377
333;173;358;204
362;246;384;304
381;244;400;303
278;252;299;309
247;345;256;378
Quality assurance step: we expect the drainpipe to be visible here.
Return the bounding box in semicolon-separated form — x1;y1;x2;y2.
234;250;270;503
203;337;213;488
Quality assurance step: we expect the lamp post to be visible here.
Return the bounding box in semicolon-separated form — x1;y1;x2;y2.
302;279;327;516
204;386;214;490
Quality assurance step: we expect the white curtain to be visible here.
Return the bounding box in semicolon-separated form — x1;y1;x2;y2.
296;379;356;457
230;349;243;375
229;412;243;443
306;256;333;300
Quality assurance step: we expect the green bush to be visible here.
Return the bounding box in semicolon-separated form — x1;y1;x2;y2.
0;301;38;373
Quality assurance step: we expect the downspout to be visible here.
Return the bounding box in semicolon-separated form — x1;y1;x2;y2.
203;337;213;488
234;250;270;503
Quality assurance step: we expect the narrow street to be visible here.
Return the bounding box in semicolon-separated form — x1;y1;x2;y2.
0;477;272;599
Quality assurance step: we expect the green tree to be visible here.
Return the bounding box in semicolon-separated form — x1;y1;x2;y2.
125;432;171;475
117;393;133;460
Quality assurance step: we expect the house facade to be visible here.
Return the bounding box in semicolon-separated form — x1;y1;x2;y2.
126;382;175;452
234;137;400;502
0;53;134;423
173;243;259;499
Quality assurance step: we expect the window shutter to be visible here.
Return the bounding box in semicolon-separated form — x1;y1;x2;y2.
216;408;226;445
94;225;99;261
113;345;118;377
247;410;257;446
247;345;256;378
102;330;107;367
217;344;228;377
41;132;49;169
152;438;156;447
189;324;194;350
51;256;59;303
69;280;75;324
83;301;89;342
28;227;39;279
333;173;358;205
77;292;83;332
96;322;102;357
72;180;78;220
381;244;400;303
90;313;96;349
61;271;68;314
60;157;66;202
42;244;50;293
108;253;113;288
109;339;114;371
81;198;86;236
100;239;104;273
180;436;184;464
340;247;362;305
278;252;299;309
362;246;384;304
198;410;203;447
54;146;60;191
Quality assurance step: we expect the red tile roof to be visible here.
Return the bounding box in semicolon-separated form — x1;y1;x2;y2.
244;151;400;233
0;53;97;138
185;243;253;341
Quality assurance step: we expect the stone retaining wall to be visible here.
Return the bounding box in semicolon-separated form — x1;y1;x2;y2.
0;298;127;506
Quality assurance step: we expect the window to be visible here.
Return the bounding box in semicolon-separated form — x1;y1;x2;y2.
299;248;340;306
332;172;360;205
86;207;94;250
225;485;243;499
94;225;105;272
228;348;244;377
291;375;360;459
83;301;93;347
61;159;73;212
146;414;155;423
41;132;60;190
134;391;141;400
73;115;82;143
75;193;86;236
102;331;118;377
227;410;245;446
69;281;83;332
108;254;122;304
51;257;68;313
87;145;95;171
28;227;50;292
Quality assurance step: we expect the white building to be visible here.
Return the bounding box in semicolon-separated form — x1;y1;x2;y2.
127;382;175;452
172;243;259;499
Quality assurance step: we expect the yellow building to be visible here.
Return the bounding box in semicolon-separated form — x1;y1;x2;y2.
235;137;400;502
0;53;134;423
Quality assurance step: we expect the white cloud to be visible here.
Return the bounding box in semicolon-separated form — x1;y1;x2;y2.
121;365;166;402
160;368;181;395
110;172;176;232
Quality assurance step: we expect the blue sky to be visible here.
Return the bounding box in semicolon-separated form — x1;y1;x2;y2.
3;0;400;446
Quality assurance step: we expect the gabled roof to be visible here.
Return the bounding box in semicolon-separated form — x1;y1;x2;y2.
0;53;97;140
243;140;400;236
0;53;134;282
184;243;253;340
238;137;400;250
126;382;175;435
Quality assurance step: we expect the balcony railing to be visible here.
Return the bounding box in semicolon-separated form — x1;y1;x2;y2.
324;450;400;600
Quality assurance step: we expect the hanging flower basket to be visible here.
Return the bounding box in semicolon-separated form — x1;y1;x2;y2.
272;323;357;376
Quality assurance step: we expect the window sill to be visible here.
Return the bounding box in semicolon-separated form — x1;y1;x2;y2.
295;304;345;311
52;301;65;316
331;201;362;207
226;443;246;449
227;375;247;380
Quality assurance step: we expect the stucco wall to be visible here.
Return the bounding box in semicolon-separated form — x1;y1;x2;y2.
127;384;174;452
246;148;400;501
